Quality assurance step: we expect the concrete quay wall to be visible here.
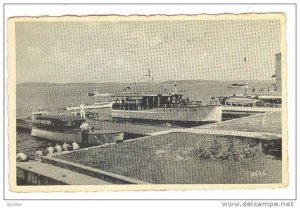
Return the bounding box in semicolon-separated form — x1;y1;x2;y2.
42;156;148;185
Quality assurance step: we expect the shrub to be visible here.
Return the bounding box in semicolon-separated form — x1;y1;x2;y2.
192;137;262;161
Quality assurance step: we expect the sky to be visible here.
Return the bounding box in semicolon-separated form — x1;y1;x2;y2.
15;19;281;83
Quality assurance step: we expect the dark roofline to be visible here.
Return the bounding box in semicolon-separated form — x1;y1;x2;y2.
111;93;183;98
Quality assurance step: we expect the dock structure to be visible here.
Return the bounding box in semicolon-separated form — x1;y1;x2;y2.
16;109;282;185
17;161;112;185
53;130;282;184
148;111;281;140
17;106;280;136
17;117;175;136
198;111;282;135
17;157;149;185
148;128;281;141
16;118;32;130
223;106;281;113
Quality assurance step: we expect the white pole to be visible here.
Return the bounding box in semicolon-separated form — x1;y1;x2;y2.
262;111;267;126
174;81;178;94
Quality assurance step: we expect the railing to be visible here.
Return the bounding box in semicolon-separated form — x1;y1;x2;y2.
159;101;204;108
112;103;143;110
112;100;219;110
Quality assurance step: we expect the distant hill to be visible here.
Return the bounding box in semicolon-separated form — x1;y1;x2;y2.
17;79;273;87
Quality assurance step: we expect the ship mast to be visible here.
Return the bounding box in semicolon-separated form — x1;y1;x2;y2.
147;69;151;94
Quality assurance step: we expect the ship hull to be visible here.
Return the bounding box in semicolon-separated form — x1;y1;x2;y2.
31;128;124;145
112;105;222;122
66;102;113;111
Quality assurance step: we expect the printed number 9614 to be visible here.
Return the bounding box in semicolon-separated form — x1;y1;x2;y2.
251;170;266;177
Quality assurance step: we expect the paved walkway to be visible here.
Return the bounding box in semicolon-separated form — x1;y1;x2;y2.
148;112;281;140
199;111;282;135
179;128;281;140
223;106;281;112
148;128;280;140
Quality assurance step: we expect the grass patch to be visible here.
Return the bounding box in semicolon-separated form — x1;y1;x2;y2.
57;132;281;184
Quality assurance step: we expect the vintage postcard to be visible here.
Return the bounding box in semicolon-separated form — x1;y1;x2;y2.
8;14;288;192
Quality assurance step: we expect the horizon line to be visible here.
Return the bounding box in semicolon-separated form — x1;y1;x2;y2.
17;79;275;85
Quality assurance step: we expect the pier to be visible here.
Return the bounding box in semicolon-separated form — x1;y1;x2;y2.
16;109;282;185
53;128;282;184
17;157;148;185
200;111;282;135
17;161;112;185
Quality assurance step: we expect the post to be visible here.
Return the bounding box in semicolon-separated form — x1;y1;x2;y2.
153;96;155;107
157;95;160;107
146;97;149;109
262;111;267;126
259;141;263;153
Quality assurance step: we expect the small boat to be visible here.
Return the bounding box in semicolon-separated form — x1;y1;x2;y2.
66;102;113;111
227;83;249;88
87;91;100;96
31;114;124;145
88;91;114;97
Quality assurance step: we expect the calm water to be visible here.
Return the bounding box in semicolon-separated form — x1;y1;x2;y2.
16;80;272;118
16;80;273;156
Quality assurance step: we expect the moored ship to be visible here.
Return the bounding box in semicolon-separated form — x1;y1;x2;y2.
111;93;222;124
110;70;222;124
31;114;124;145
227;83;249;89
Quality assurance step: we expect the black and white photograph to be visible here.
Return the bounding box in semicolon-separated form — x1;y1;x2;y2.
9;14;287;191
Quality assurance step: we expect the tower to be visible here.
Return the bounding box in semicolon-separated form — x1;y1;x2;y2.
275;53;282;93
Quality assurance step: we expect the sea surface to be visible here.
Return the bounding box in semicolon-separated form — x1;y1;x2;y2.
16;80;273;118
16;80;273;157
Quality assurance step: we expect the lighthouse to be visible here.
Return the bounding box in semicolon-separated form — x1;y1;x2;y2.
275;53;282;93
